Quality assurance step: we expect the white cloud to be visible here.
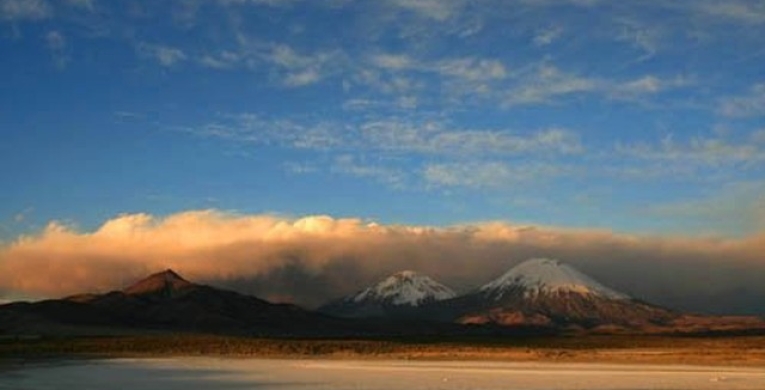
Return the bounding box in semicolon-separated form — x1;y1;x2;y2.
423;162;566;188
620;75;661;93
719;83;765;117
0;0;51;20
360;120;582;156
370;53;507;81
45;30;69;68
45;30;64;50
435;58;507;81
371;53;414;70
138;43;188;67
332;155;406;187
503;65;598;106
502;65;690;107
186;115;583;158
198;51;242;70
264;44;341;87
698;1;765;25
284;68;321;87
387;0;465;21
617;134;765;167
616;20;661;61
533;26;563;46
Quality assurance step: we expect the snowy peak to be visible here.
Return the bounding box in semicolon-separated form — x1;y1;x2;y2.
350;270;456;306
480;258;629;300
123;269;193;296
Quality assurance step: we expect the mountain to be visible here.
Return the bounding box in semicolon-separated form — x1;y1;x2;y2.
436;258;678;329
0;269;347;337
320;270;456;318
2;263;763;337
479;258;629;300
122;269;193;296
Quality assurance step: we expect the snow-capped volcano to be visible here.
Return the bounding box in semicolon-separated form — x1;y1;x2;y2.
480;258;629;300
351;270;456;306
447;258;676;328
319;270;456;318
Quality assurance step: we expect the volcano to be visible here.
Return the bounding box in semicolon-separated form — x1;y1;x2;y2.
320;270;456;318
440;258;678;328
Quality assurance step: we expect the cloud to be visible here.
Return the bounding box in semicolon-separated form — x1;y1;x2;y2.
434;58;508;81
1;210;765;314
387;0;465;21
532;26;563;46
331;155;406;187
185;115;583;158
138;43;188;67
371;54;414;70
66;0;95;10
645;181;765;236
369;53;507;82
360;121;583;156
698;1;765;25
13;207;33;223
718;83;765;117
198;51;242;70
264;44;342;87
284;68;321;87
218;0;304;7
617;134;765;167
423;161;567;188
503;65;689;107
0;0;51;21
502;65;599;106
45;30;70;68
615;19;661;61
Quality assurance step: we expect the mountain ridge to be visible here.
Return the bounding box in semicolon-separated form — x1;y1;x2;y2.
2;261;764;337
0;269;349;337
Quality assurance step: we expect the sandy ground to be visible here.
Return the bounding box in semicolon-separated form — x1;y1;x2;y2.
1;357;764;390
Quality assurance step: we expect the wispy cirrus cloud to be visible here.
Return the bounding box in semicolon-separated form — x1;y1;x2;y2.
183;114;582;158
615;133;765;172
718;83;765;117
264;44;343;87
0;0;51;21
45;30;69;68
331;155;407;188
423;161;568;189
359;121;582;156
137;42;187;67
369;53;507;82
697;1;765;25
386;0;466;21
532;25;563;46
180;115;583;190
503;65;691;107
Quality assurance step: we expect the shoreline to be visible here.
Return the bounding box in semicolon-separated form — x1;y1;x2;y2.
2;356;764;390
2;334;765;368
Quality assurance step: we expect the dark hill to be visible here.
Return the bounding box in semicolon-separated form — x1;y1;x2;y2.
0;269;348;337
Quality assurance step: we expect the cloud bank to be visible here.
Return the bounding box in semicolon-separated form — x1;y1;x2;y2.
1;210;764;314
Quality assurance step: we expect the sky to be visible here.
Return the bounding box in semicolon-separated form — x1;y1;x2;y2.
1;0;764;314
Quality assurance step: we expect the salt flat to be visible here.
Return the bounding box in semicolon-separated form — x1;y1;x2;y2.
1;358;764;390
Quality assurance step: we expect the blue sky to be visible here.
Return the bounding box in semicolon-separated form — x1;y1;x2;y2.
2;0;765;239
